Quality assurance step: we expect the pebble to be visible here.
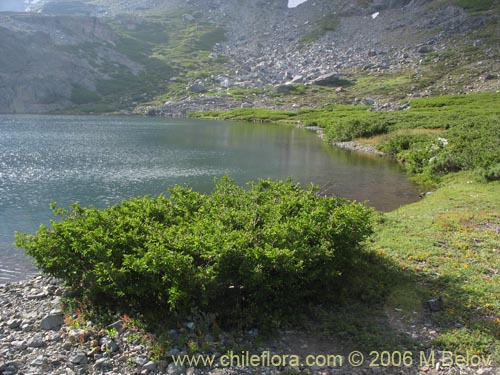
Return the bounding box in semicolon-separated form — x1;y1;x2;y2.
1;275;495;375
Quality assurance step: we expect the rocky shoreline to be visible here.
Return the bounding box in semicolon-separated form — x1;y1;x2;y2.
299;124;385;157
333;141;385;156
1;276;498;375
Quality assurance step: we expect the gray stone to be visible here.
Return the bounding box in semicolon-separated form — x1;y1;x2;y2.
418;45;434;54
21;323;33;332
27;292;47;299
69;351;88;365
482;73;497;81
311;72;342;86
143;360;157;371
186;83;207;94
167;363;185;375
3;365;18;374
104;338;119;353
133;356;148;367
182;13;194;22
40;312;63;331
68;329;85;342
11;340;28;350
427;297;443;312
94;357;110;369
30;355;46;366
28;337;46;348
7;319;22;329
168;348;180;357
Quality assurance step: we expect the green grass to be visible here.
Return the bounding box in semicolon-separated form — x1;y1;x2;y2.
70;84;100;105
456;0;495;11
61;9;227;113
272;172;500;360
370;172;500;360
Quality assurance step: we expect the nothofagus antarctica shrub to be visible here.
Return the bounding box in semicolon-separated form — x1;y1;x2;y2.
16;177;373;327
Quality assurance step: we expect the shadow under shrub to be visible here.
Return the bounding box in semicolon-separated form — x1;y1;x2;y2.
16;178;373;328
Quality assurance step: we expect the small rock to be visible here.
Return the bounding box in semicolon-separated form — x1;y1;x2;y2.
94;357;110;369
21;323;33;332
133;356;148;367
186;83;206;94
418;45;434;54
167;363;184;375
104;338;119;353
143;360;157;371
68;329;86;342
40;311;64;331
28;337;46;348
7;319;22;329
168;348;180;357
69;351;88;365
427;297;443;312
482;73;497;81
62;341;73;350
11;340;28;351
30;355;46;366
27;292;47;299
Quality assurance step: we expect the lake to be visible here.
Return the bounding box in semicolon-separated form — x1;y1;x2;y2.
0;115;420;283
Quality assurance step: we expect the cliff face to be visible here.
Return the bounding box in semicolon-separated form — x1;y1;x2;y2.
0;0;498;114
0;13;142;113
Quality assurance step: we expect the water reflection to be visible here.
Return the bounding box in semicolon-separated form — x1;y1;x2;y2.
0;115;420;282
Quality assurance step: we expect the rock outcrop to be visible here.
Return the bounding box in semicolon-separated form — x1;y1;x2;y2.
0;0;498;113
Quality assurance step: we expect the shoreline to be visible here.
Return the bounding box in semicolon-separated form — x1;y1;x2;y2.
300;124;385;157
2;274;497;374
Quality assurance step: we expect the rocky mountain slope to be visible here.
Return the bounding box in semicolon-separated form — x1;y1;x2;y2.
0;0;498;114
0;13;144;113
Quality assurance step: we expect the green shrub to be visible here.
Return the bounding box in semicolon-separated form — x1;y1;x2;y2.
481;164;500;181
16;178;373;328
326;117;390;142
70;85;100;105
379;118;500;180
379;134;434;155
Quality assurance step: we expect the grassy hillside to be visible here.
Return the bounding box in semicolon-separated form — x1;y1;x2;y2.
64;9;227;113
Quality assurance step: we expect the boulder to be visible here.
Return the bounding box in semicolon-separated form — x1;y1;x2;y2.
311;72;342;86
40;310;63;331
186;83;207;94
418;45;434;54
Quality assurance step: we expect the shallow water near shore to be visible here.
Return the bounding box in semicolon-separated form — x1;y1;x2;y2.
0;115;420;283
